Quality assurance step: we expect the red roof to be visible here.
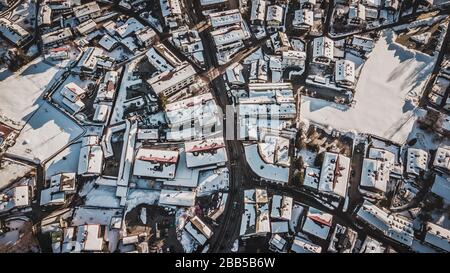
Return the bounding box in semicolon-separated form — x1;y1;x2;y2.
138;156;178;164
187;142;225;153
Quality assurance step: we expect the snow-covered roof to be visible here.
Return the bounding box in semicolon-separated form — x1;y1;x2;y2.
266;5;283;24
302;207;333;240
0;18;30;45
406;148;428;176
209;9;243;28
116;18;145;38
98;34;118;51
424;222;450;252
291;236;322;253
270;195;293;221
147;62;196;96
244;144;289;184
244;188;269;204
158;189;196;207
303;167;320;190
360;158;389;193
356;200;414;246
61;82;87;103
78;143;103;176
312;36;334;62
269;234;287;251
335;59;356;85
93;104;110;123
212;27;248;47
318;152;350;198
271;221;289;233
200;0;227;6
76;19;97;35
433;146;450;173
258;135;290;167
293;9;314;27
250;0;266;22
185;137;228;168
0;185;30;213
42;27;73;46
73;2;101;19
133;148;179;179
431;174;450;203
76;224;104;252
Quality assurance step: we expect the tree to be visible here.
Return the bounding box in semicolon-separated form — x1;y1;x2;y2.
158;93;168;109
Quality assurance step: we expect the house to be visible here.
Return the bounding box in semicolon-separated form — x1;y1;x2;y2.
423;222;450;252
96;71;119;102
290;235;322;253
433;146;450;174
328;224;358;253
348;4;366;25
93;104;111;123
135;27;158;48
302;207;333;240
303;167;320;190
42;27;73;48
282;50;306;68
359;236;386;253
160;0;183;29
76;19;97;36
312;36;334;64
133;148;179;179
269;234;288;253
40;173;76;207
430;174;450;204
250;0;267;25
73;1;101;22
147;62;197;98
62;224;105;252
60;82;87;114
406;148;428;177
356;200;414;247
335;59;356;87
266;5;284;28
184;216;213;246
240;189;271;238
0;18;31;46
270;195;293;221
0;185;30;214
78;136;104;176
293;9;314;30
318;152;351;199
185;137;228;168
158;189;196;207
360;158;389;194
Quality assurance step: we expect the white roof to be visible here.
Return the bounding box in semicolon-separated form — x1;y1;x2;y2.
185;137;228;168
244;188;269;204
73;2;100;19
356;200;414;246
200;0;227;6
360;158;389;192
133;148;179;179
431;174;450;203
61;82;86;103
312;36;334;61
303;167;320;190
98;34;118;51
433;146;450;173
42;27;72;45
159;189;196;207
76;19;97;35
146;47;174;72
185;216;213;245
424;222;450;252
318;152;350;198
291;236;322;253
271;221;289;233
76;224;104;252
209;9;243;28
406;148;428;176
302;207;333;240
266;5;283;24
335;59;356;84
250;0;266;22
212;27;247;46
269;234;287;251
0;18;30;45
93;104;110;123
78;145;103;176
116;18;145;38
293;9;314;27
147;62;196;95
245;144;289;184
270;195;293;221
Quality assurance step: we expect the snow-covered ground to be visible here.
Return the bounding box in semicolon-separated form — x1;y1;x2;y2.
44;142;81;179
0;57;64;130
301;30;437;144
7;102;84;163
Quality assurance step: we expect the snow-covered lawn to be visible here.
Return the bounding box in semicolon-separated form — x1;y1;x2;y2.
0;57;64;129
7;102;84;163
301;30;437;144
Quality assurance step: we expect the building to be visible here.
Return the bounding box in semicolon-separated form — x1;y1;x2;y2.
282;50;306;69
290;236;322;253
270;195;293;221
318;152;351;199
302;207;333;240
135;27;158;48
73;1;101;22
61;224;105;252
185;137;228;168
356;200;414;247
147;62;197;98
0;18;31;46
78;136;104;176
250;0;267;25
76;19;97;35
328;224;358;253
96;71;119;102
335;59;356;87
406;148;428;177
40;173;76;207
423;222;450;252
60;82;87;114
0;185;30;214
158;189;196;207
133;148;179;179
312;36;334;64
360;158;389;194
266;5;284;28
184;216;213;246
293;9;314;30
160;0;183;29
42;27;73;48
433;146;450;174
269;234;288;252
430;174;450;203
240;189;271;238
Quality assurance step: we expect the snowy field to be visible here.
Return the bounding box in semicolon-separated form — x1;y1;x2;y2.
0;57;64;129
7;102;84;163
301;30;437;144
